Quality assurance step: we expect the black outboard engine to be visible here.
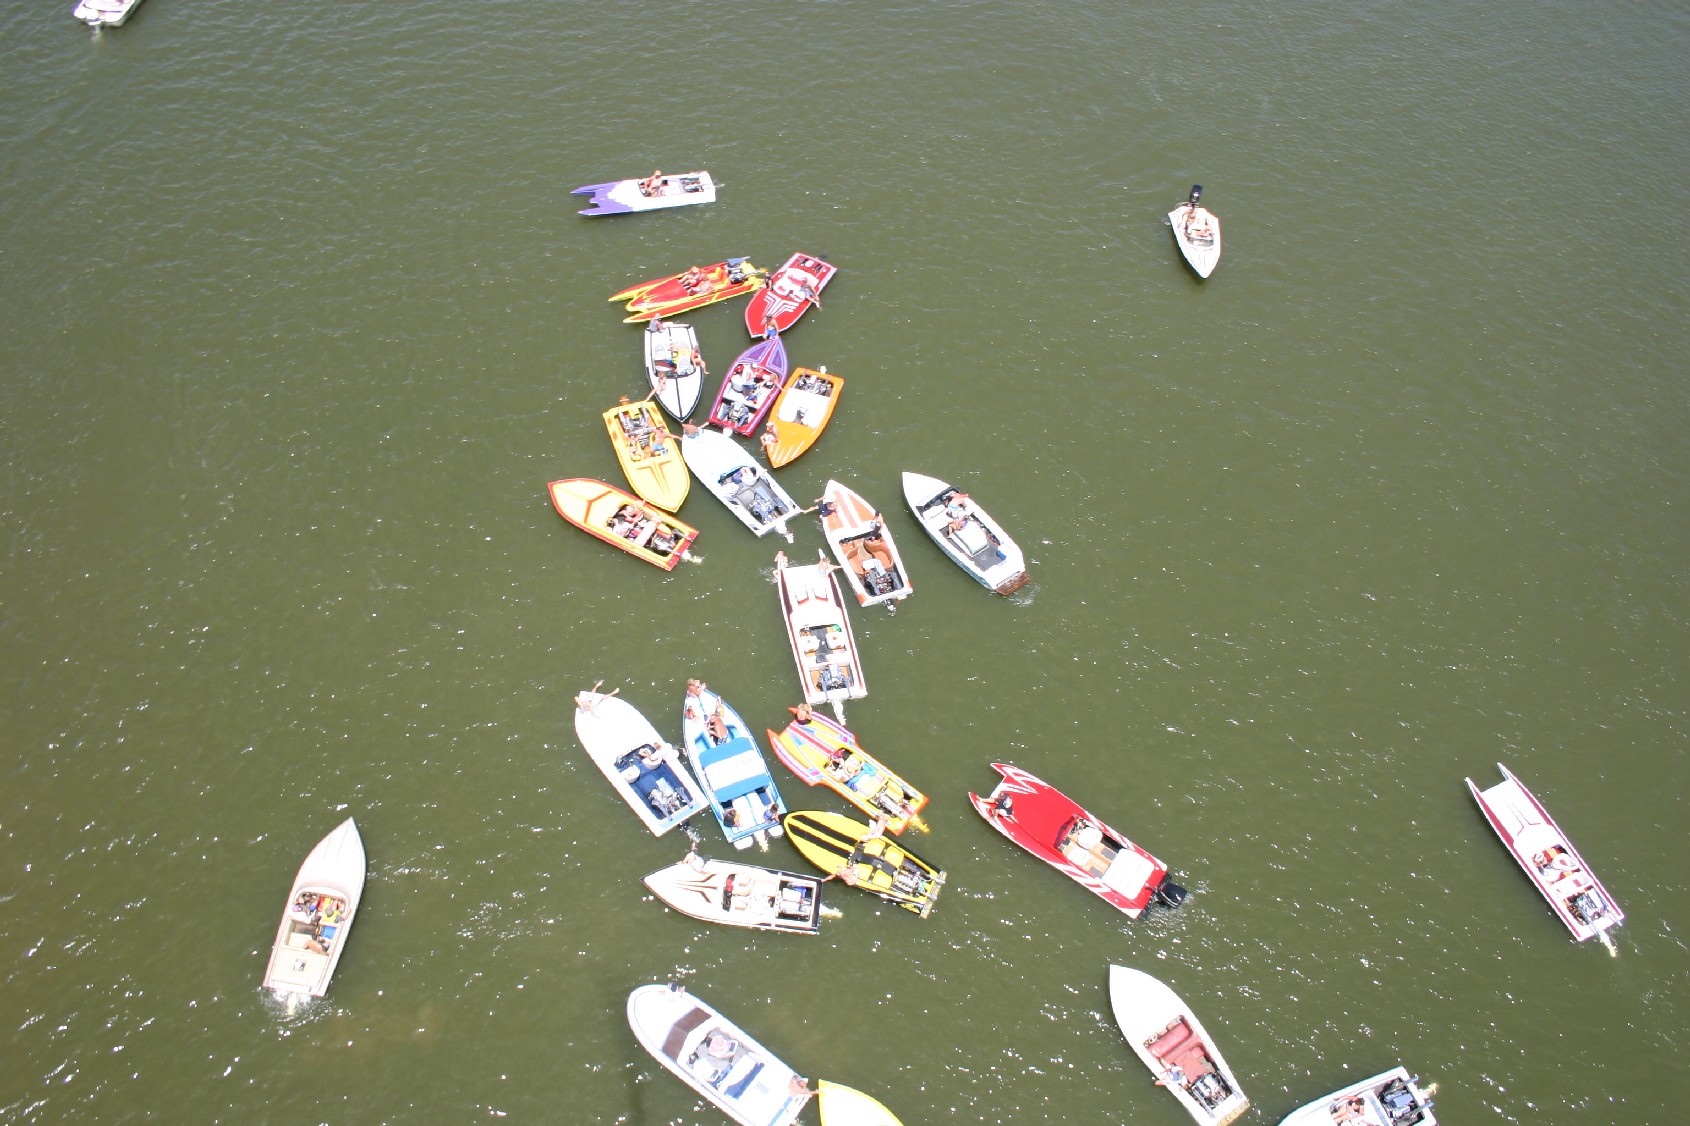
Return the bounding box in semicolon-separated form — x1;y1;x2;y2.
1153;876;1188;909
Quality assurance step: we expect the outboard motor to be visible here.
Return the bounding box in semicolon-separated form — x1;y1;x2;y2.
1153;876;1189;909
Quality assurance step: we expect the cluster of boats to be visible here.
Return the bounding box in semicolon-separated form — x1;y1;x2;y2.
246;170;1623;1126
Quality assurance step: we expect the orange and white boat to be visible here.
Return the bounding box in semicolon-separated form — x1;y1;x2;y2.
603;397;688;512
759;366;842;469
820;480;911;611
547;478;697;570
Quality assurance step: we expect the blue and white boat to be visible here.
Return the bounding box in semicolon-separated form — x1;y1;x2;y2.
573;687;708;836
682;681;786;850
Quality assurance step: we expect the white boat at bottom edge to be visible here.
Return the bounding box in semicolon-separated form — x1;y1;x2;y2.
628;983;811;1126
262;817;365;1000
1276;1066;1436;1126
1109;964;1249;1126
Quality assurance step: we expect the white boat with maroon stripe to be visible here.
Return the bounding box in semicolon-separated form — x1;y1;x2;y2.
1467;762;1624;947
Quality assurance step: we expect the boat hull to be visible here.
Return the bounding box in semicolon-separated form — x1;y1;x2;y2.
262;818;366;1000
643;853;822;935
1276;1067;1437;1126
1109;965;1250;1126
782;810;945;917
816;1081;906;1126
1467;762;1624;942
821;481;911;609
682;683;786;849
775;556;867;705
969;763;1175;918
627;984;810;1126
680;428;802;538
761;367;842;468
645;319;705;421
902;472;1029;594
744;253;836;336
708;336;790;436
573;691;709;836
766;710;927;834
573;171;716;216
547;478;698;570
612;257;766;323
604;399;689;512
1170;201;1222;278
74;0;144;26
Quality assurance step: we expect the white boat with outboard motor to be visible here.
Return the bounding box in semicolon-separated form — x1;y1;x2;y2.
1170;185;1222;278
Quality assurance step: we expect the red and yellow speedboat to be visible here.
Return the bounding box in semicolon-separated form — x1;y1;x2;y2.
610;257;766;324
547;478;697;571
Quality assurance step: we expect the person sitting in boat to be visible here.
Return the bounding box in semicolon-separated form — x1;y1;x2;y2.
1330;1094;1368;1122
705;707;730;744
1535;846;1578;880
1184;206;1216;243
638;170;664;196
944;493;971;521
648;523;680;555
679;265;707;293
304;921;330;956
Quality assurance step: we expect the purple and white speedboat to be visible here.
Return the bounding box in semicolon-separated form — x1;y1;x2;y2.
573;170;716;216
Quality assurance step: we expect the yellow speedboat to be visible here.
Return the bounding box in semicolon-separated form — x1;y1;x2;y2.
604;397;689;512
759;366;842;469
782;809;944;918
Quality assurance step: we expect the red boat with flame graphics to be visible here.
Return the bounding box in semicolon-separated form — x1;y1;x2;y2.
610;257;767;324
743;253;836;336
969;763;1185;918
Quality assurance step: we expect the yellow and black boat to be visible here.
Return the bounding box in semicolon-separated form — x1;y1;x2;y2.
782;810;945;918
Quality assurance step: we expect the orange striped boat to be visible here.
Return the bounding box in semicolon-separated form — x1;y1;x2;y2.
547;478;697;570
